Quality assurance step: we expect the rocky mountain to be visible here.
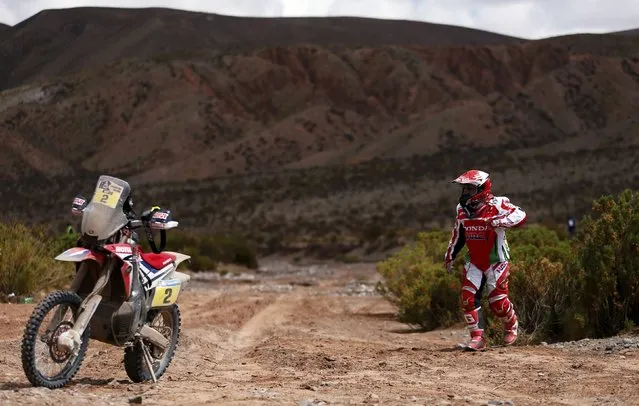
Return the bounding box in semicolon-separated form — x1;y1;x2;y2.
0;7;522;91
1;7;638;255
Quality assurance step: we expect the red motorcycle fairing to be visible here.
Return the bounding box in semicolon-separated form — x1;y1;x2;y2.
104;244;135;298
103;243;135;257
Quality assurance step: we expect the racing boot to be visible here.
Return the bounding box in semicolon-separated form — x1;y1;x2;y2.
463;307;486;351
467;329;486;351
502;312;518;346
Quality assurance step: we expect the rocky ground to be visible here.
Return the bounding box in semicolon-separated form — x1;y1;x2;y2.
1;260;638;405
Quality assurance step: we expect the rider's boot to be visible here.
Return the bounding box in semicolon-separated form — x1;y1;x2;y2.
463;307;486;351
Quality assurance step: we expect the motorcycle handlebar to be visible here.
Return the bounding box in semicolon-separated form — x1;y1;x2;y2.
125;219;166;253
128;220;145;229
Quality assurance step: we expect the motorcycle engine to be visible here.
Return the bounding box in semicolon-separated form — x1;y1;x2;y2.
111;294;146;344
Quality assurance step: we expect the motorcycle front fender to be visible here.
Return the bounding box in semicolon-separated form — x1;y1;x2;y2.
55;247;106;266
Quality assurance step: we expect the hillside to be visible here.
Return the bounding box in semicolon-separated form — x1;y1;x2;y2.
0;7;522;91
1;8;639;255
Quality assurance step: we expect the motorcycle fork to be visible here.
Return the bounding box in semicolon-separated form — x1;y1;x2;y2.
56;257;115;355
47;264;90;329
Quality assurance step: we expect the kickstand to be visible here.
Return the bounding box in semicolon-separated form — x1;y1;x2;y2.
140;340;158;383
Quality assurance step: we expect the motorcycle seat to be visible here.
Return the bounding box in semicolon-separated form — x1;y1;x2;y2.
140;252;176;270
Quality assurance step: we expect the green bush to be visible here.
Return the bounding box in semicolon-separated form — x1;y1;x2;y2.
0;223;74;297
49;226;80;255
375;230;460;330
573;189;639;338
507;225;582;343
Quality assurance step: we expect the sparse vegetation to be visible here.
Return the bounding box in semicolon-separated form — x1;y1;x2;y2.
0;223;75;299
375;230;460;330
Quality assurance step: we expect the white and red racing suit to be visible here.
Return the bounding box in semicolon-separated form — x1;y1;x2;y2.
444;195;527;345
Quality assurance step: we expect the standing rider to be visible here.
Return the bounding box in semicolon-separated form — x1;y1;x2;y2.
444;170;527;351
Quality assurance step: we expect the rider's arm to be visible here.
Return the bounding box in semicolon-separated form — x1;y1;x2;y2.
490;197;527;228
445;207;466;264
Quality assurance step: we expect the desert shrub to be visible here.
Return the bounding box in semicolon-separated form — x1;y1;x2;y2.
48;225;80;255
140;230;259;271
507;225;583;344
573;189;639;338
0;223;74;297
375;230;460;330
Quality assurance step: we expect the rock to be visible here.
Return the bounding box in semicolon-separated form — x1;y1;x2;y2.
299;399;327;406
128;395;143;404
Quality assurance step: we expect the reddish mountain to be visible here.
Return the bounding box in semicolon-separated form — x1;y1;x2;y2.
0;7;522;90
1;7;638;255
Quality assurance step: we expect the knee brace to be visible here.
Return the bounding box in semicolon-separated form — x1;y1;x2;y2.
460;266;485;312
486;262;514;319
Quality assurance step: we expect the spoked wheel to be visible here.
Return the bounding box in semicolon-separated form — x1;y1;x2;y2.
21;290;90;388
124;304;181;383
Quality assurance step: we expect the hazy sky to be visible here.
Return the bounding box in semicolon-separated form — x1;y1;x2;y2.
1;0;638;39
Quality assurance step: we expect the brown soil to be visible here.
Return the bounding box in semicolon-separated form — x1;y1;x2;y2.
0;261;636;405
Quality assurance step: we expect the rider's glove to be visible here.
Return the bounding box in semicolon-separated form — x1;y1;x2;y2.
141;206;161;222
445;260;455;273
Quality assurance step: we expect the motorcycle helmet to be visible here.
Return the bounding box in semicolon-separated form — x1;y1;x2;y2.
452;169;492;214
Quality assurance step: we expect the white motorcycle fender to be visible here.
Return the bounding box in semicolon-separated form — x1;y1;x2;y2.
54;247;104;263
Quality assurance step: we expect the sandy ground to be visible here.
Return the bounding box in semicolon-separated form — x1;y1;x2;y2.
1;261;638;406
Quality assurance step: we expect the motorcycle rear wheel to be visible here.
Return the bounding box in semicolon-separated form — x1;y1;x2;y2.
124;304;181;383
21;290;91;389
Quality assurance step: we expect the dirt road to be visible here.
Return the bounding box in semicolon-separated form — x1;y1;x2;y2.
1;261;638;405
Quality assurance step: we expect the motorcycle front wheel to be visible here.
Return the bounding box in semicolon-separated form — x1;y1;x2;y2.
21;290;91;389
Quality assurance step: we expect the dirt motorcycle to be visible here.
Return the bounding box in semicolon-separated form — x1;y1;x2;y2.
20;175;191;389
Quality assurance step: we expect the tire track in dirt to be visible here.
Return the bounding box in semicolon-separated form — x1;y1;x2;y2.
212;293;299;362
